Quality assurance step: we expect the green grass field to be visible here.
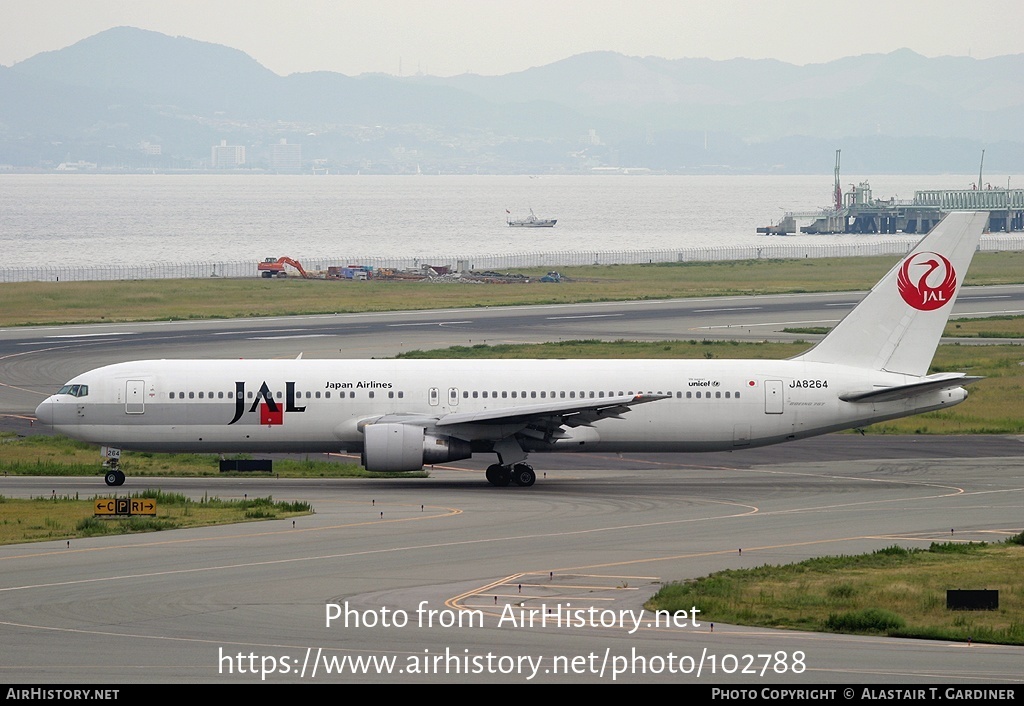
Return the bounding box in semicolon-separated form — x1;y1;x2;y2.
647;538;1024;645
4;251;1024;327
0;489;312;545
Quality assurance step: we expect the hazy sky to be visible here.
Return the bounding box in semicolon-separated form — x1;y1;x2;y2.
2;0;1022;76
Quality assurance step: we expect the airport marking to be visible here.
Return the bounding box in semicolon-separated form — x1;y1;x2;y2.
388;321;472;327
698;318;840;330
45;332;135;338
692;307;762;313
545;314;623;320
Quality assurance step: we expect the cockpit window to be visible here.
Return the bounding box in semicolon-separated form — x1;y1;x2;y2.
57;385;88;397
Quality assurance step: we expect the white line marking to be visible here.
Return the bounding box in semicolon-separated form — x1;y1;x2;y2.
247;334;335;340
388;321;471;327
545;314;623;320
222;328;315;336
692;307;762;313
45;332;135;338
699;319;840;330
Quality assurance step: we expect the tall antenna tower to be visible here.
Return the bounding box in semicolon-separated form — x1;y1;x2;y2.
833;149;842;211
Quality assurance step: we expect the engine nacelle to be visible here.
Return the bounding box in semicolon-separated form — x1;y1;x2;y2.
362;423;472;472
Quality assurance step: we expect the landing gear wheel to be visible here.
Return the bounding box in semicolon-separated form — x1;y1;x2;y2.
115;470;125;486
512;463;536;487
104;470;119;486
485;464;511;487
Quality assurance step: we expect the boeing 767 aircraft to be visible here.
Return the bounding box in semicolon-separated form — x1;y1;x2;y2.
35;211;988;488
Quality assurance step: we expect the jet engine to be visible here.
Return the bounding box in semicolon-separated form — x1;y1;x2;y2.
361;423;472;471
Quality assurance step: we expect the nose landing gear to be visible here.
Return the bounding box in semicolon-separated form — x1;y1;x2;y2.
103;460;126;486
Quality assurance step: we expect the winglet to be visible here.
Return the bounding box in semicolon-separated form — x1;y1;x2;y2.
793;211;987;376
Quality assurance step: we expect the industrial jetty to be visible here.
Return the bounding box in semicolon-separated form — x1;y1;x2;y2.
759;151;1024;235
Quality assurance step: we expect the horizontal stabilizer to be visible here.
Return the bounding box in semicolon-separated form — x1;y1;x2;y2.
839;373;983;403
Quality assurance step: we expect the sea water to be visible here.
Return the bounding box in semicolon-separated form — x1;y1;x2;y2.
0;173;1003;268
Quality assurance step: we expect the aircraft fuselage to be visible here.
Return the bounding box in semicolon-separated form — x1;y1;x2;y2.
36;357;967;455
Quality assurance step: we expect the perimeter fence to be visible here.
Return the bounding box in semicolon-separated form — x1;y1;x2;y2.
3;236;1023;283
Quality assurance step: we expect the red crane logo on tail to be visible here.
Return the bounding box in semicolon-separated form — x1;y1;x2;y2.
897;251;957;311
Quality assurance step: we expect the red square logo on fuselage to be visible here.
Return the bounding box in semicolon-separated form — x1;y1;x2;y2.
260;402;283;425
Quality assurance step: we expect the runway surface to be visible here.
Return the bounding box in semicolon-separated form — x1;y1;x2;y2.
1;290;1023;684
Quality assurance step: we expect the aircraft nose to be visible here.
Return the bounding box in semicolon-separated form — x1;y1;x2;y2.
35;398;53;427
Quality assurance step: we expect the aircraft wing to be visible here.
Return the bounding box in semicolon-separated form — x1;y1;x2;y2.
435;393;669;428
839;373;983;403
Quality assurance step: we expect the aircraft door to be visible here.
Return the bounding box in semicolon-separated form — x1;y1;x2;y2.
125;380;145;414
449;387;460;406
764;380;783;414
428;387;439;406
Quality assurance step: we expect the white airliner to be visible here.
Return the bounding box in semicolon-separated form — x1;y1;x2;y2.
36;211;988;488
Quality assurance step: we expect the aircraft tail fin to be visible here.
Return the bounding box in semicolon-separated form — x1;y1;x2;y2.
793;211;987;376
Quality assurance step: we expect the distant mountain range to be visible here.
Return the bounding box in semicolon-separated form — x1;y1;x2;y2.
2;26;1022;174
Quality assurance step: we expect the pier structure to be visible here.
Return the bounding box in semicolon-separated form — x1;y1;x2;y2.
762;181;1024;235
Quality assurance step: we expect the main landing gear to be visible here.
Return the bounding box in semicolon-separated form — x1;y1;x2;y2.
485;463;536;487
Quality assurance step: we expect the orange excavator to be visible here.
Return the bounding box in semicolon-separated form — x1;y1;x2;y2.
257;257;310;278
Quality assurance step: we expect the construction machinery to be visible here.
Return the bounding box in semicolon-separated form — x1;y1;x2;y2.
258;257;310;278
